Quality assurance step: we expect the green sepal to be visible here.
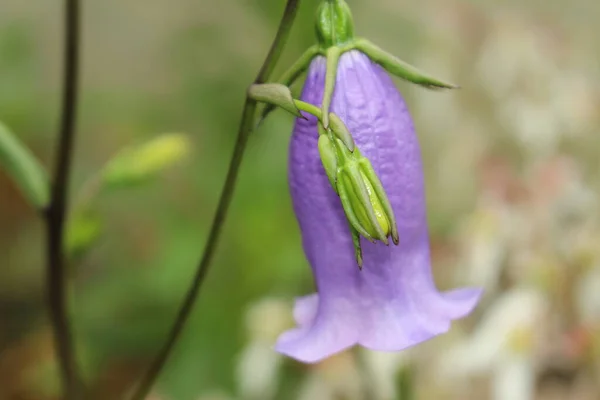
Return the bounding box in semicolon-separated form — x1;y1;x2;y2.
350;224;363;269
329;113;354;152
358;158;399;245
0;121;49;209
354;38;459;90
257;45;320;125
337;168;376;243
317;133;338;192
248;83;303;118
321;46;342;128
340;163;389;244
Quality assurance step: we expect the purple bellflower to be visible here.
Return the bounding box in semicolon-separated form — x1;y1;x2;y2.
270;1;482;363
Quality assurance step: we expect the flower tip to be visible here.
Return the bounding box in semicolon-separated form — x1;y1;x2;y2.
391;230;399;245
430;82;460;91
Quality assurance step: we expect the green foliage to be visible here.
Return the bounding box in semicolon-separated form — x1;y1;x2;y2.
0;121;49;208
101;133;190;190
66;211;103;258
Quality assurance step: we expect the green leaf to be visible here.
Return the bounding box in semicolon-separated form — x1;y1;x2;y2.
101;132;190;190
248;83;302;118
0;121;49;208
66;210;102;258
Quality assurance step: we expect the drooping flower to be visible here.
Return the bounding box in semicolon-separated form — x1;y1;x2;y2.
276;49;482;363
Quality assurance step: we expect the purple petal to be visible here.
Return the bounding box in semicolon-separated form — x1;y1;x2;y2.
280;50;481;363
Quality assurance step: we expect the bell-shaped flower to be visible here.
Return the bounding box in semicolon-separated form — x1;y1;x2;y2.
277;49;482;363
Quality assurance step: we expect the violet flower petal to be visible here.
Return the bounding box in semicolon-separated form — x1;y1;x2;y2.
278;50;482;363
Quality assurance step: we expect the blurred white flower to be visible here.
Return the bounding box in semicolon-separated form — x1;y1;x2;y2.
492;353;536;400
244;297;294;342
236;340;283;400
297;352;363;400
476;12;597;159
575;265;600;326
236;298;293;400
438;288;548;378
360;350;411;400
458;204;512;294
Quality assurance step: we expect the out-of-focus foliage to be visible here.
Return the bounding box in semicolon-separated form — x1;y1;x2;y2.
0;121;48;208
1;0;599;399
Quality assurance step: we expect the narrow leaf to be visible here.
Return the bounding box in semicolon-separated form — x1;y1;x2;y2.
355;38;459;89
102;133;190;190
0;121;49;208
248;83;302;118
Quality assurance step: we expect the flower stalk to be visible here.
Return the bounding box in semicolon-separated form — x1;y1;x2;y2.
126;2;302;399
44;0;83;398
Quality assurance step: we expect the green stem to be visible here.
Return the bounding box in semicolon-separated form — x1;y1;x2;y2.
125;2;302;399
294;99;322;120
44;0;83;398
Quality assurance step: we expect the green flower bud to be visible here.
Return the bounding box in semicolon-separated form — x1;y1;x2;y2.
338;159;389;244
315;0;355;49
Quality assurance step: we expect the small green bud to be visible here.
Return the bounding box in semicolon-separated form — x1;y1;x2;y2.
315;0;355;49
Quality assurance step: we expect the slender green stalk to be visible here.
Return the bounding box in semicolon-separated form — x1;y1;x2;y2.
44;0;82;398
294;99;322;119
126;2;302;399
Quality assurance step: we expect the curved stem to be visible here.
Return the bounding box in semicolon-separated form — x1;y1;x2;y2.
126;2;301;399
44;0;82;398
294;99;322;120
257;45;320;126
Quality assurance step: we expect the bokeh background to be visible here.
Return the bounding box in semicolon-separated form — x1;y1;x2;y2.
1;0;599;399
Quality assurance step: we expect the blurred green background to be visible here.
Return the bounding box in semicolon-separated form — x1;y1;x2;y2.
1;0;599;399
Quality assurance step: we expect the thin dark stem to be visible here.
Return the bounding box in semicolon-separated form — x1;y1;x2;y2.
44;0;82;398
126;1;301;399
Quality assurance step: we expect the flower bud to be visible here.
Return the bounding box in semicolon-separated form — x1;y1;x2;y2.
337;158;391;244
315;0;355;49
